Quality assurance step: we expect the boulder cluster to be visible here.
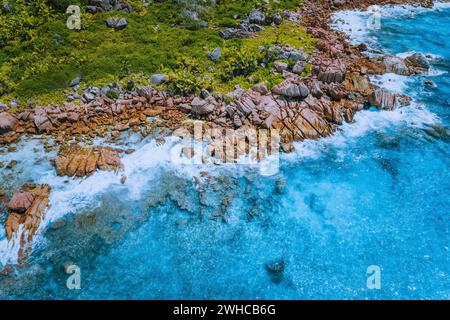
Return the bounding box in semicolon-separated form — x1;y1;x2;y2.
55;145;123;177
0;88;189;145
4;184;51;262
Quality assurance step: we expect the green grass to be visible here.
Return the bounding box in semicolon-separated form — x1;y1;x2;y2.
0;0;313;106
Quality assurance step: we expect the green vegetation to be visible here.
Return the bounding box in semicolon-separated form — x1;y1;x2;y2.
0;0;314;106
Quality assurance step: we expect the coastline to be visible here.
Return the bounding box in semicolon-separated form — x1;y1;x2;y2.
0;0;443;149
1;0;449;288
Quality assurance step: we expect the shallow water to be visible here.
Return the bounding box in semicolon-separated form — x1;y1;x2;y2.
0;4;449;299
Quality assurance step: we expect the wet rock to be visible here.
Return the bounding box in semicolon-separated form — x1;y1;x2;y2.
275;178;286;194
405;53;430;74
5;184;51;257
422;123;450;142
50;219;66;230
344;108;355;123
0;112;18;134
5;160;17;169
176;218;187;228
382;53;429;76
368;89;397;110
55;145;123;177
181;146;195;159
424;80;435;88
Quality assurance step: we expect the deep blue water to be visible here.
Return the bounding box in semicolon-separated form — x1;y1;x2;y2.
0;5;449;299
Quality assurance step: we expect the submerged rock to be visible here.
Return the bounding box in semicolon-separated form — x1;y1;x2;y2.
383;55;409;75
422;123;450;142
405;53;430;74
383;53;430;75
265;259;285;284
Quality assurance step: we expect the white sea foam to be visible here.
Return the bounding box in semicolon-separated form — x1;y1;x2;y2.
370;73;411;92
0;133;273;265
0;226;23;266
330;10;374;46
331;2;450;47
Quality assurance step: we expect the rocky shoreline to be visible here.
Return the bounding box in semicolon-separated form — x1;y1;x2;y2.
0;0;445;268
